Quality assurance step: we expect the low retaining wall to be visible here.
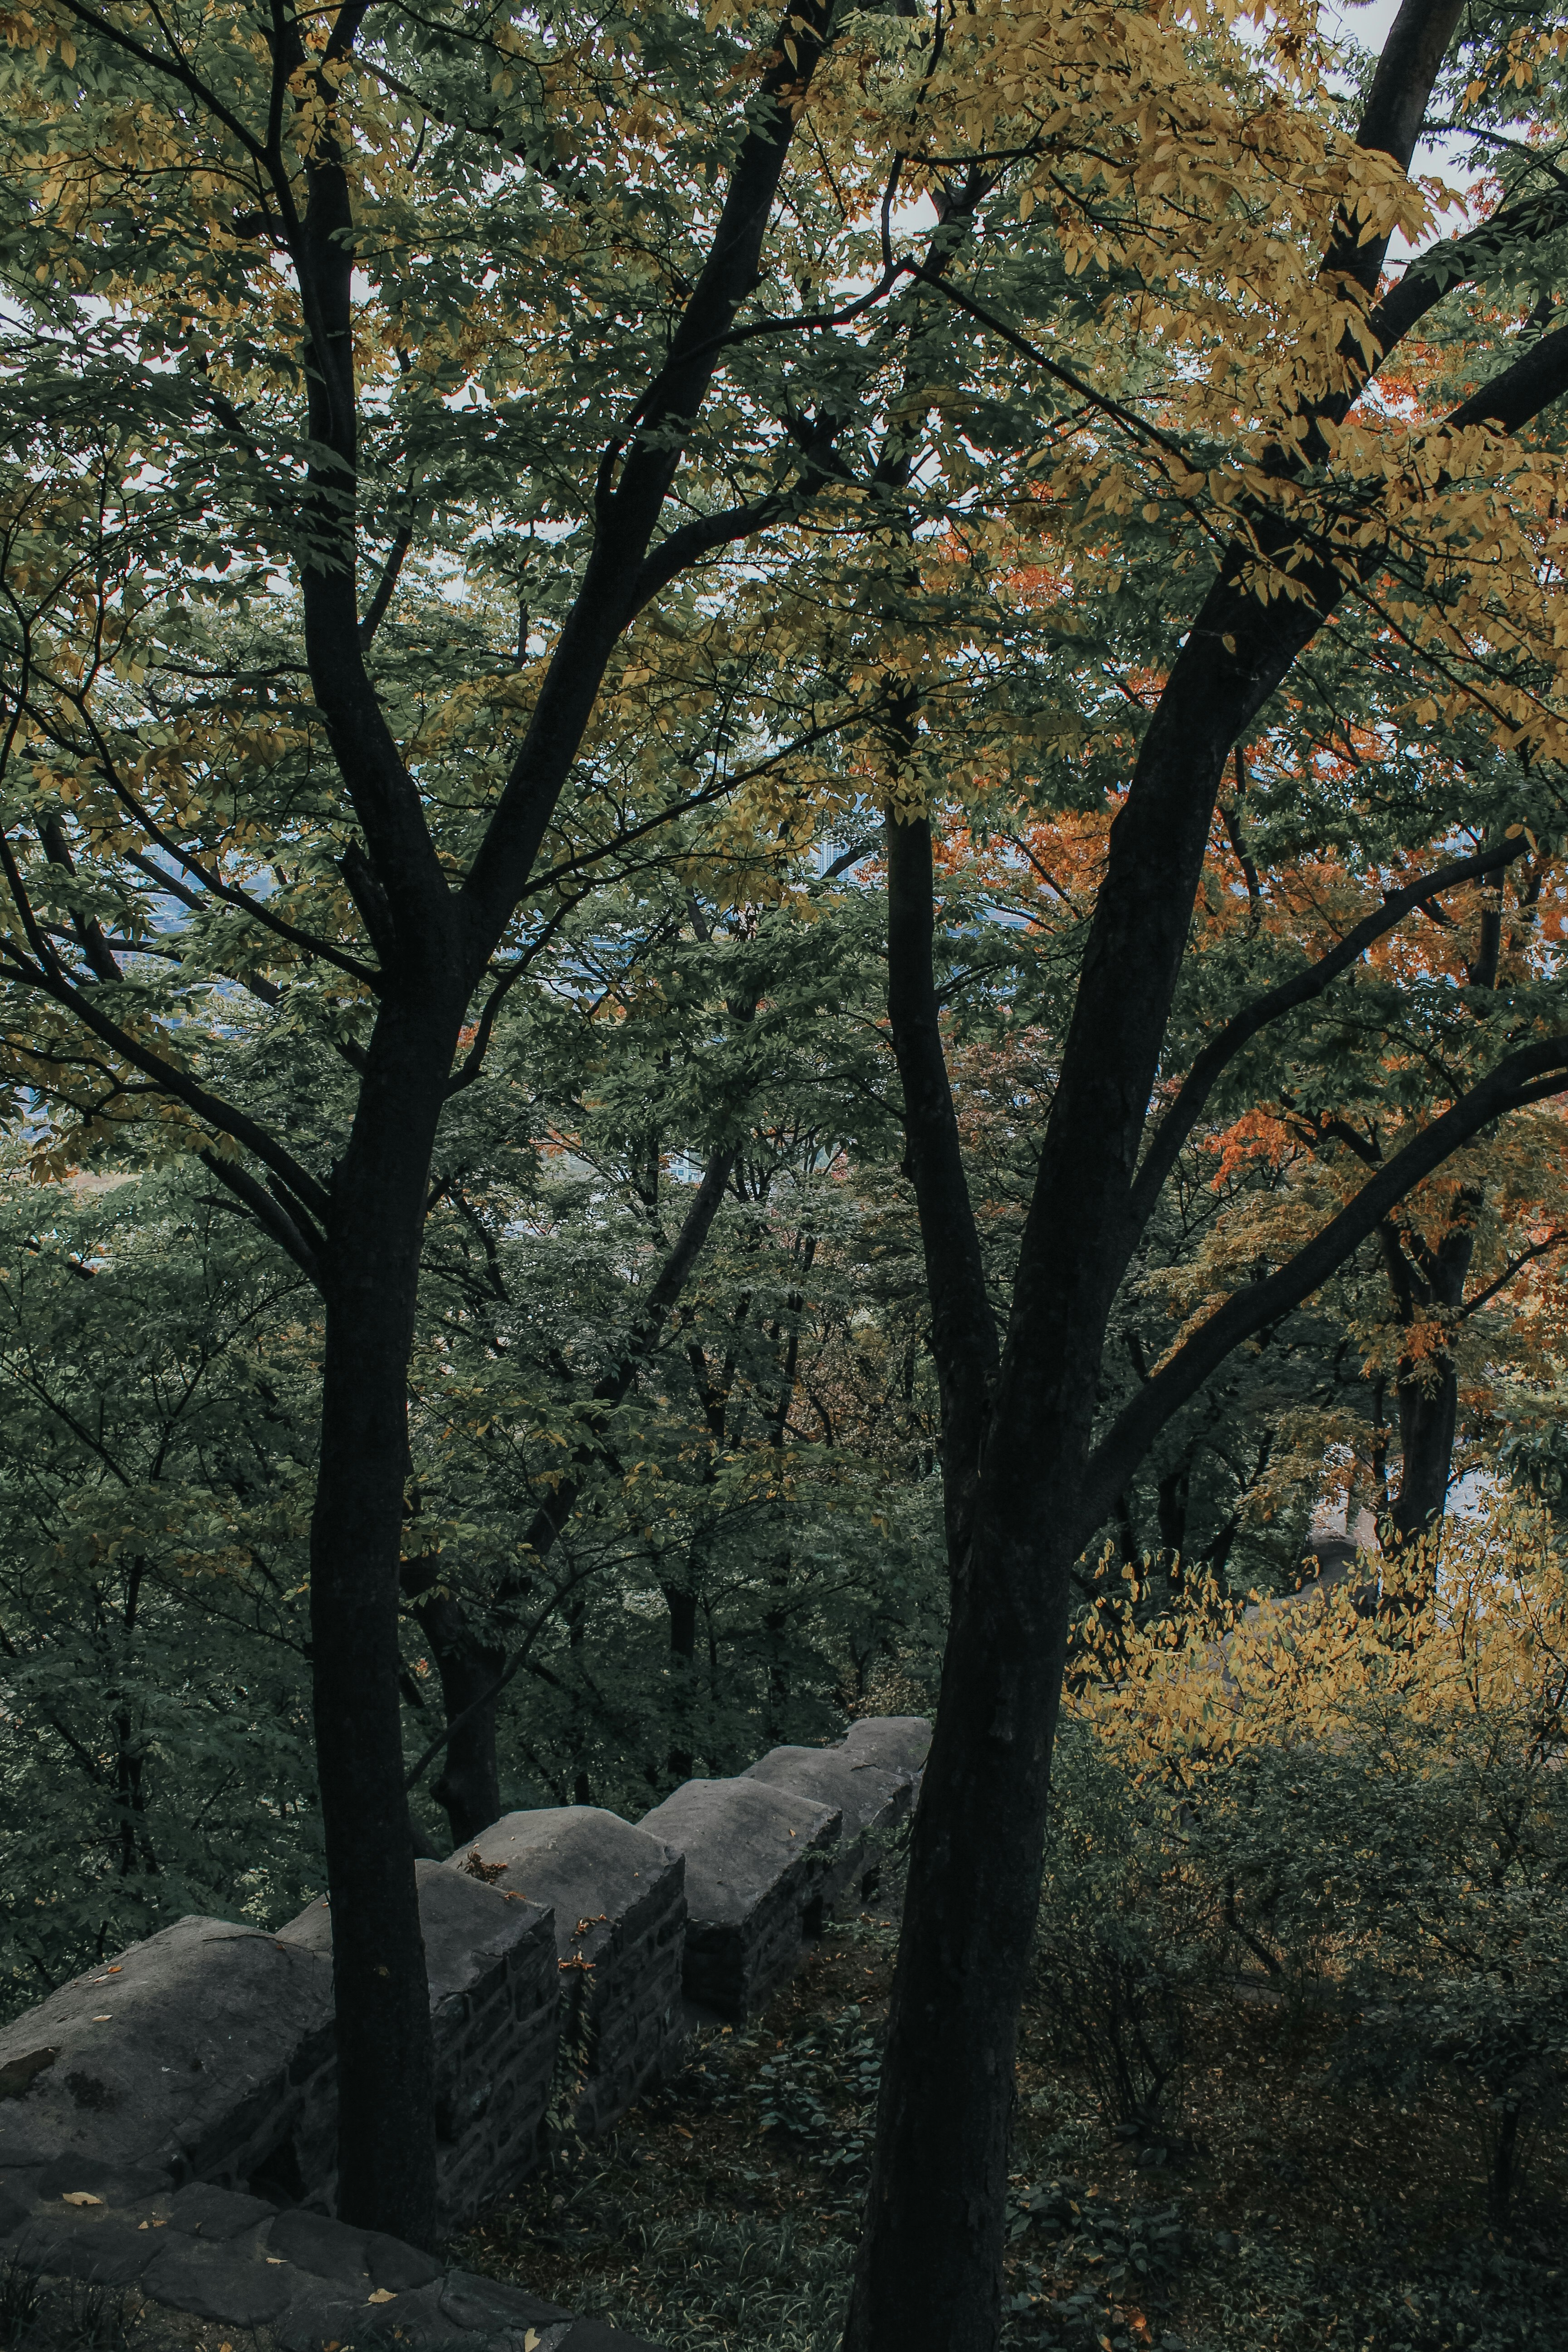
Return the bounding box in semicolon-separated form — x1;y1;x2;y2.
0;1717;929;2352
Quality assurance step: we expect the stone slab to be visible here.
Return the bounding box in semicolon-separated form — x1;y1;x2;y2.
636;1778;838;2018
367;2229;444;2292
841;1715;931;1780
0;1917;335;2197
279;1862;560;2225
142;2224;298;2326
438;2267;575;2332
0;2182;34;2237
272;2283;387;2352
167;2181;274;2238
266;2205;374;2283
451;1809;686;2134
742;1739;918;1915
11;2207;161;2285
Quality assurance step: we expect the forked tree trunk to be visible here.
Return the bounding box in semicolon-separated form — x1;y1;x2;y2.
284;3;840;2238
846;14;1483;2332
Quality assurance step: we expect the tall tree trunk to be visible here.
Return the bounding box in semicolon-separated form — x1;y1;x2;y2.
111;1558;156;1878
309;1004;461;2246
848;1509;1073;2346
1389;1353;1461;1543
664;1574;699;1781
846;13;1472;2335
415;1590;506;1847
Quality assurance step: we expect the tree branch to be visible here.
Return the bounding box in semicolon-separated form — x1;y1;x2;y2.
25;960;332;1227
516;1139;743;1568
886;809;998;1558
456;0;838;966
358;524;412;648
1081;1036;1568;1539
198;1149;325;1284
1130;836;1530;1232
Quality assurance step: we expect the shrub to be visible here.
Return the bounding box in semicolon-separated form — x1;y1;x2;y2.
1032;1719;1216;2148
1075;1493;1568;2221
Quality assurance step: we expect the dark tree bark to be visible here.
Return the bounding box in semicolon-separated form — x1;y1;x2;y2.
842;4;1568;2342
666;1583;700;1663
270;0;843;2242
663;1575;700;1781
411;1588;507;1848
309;1019;464;2239
1379;1208;1476;1550
111;1560;156;1879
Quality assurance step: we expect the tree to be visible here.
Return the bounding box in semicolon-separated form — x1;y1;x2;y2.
0;1166;321;2014
0;0;954;2241
1077;1488;1568;2229
395;876;939;1842
838;3;1568;2345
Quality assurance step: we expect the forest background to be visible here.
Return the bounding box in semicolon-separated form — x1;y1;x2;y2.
0;0;1567;2340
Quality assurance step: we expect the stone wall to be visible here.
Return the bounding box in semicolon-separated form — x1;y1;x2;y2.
0;1717;929;2352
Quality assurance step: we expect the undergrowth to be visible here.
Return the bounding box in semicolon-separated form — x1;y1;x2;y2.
454;1907;1568;2352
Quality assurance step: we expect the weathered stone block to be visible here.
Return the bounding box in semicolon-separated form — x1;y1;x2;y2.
841;1715;931;1780
636;1779;838;2018
741;1735;919;1917
32;2156;167;2203
439;2267;576;2332
12;2205;161;2286
266;2205;375;2283
272;2282;387;2352
278;1860;559;2225
142;2223;298;2326
451;1808;686;2134
0;1916;334;2198
0;2181;35;2238
367;2228;445;2292
166;2182;274;2238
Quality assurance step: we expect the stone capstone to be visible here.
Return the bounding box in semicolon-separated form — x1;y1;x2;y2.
0;1916;334;2199
278;1860;559;2229
636;1778;839;2018
741;1731;922;1916
841;1715;931;1781
449;1808;686;2135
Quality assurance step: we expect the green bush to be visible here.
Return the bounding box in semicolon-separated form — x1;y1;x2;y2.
1073;1500;1568;2221
1031;1720;1217;2149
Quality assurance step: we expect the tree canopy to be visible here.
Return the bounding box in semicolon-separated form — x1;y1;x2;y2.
2;0;1568;2336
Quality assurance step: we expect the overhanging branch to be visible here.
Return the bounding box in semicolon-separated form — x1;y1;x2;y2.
1080;1034;1568;1539
1129;835;1531;1233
